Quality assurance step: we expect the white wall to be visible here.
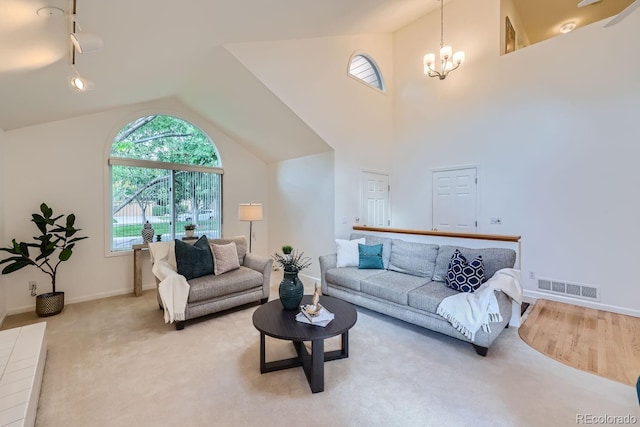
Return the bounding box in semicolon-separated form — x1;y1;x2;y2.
268;152;335;279
393;0;640;315
0;127;7;324
2;97;268;313
227;34;394;241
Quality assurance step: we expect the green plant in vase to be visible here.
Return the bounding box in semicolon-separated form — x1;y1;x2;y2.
273;249;312;310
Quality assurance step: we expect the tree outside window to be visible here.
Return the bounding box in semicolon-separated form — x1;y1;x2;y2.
110;115;222;251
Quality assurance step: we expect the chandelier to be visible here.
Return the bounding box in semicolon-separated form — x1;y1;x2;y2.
423;0;464;80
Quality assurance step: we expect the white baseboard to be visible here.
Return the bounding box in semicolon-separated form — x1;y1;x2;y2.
524;290;640;318
6;284;157;316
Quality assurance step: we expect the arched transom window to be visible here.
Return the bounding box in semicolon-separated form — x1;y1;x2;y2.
348;53;384;91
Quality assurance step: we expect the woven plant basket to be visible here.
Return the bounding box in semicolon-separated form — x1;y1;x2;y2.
36;292;64;317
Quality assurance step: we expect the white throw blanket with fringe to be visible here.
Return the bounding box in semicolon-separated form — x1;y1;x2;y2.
436;268;522;342
152;260;189;323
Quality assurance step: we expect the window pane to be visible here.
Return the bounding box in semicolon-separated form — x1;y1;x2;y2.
112;115;219;167
175;171;221;240
112;165;172;251
349;54;384;91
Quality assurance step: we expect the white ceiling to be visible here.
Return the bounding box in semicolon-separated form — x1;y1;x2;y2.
0;0;437;131
511;0;635;45
1;0;635;135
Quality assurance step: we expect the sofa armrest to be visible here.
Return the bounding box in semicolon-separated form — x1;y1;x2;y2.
319;254;337;295
244;253;273;300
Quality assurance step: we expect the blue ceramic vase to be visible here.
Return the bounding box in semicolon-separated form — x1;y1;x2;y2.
279;270;304;310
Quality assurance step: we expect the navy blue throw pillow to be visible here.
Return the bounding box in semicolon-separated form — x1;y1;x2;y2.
175;235;214;280
445;249;485;293
358;243;384;269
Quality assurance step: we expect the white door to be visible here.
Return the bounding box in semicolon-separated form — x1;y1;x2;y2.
361;172;389;227
432;167;477;232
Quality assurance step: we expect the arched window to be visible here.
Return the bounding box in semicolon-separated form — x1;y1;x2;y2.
109;115;222;251
348;53;384;91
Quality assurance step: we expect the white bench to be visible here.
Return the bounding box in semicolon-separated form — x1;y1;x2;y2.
0;323;47;427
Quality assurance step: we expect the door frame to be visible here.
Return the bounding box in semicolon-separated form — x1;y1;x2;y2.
359;169;391;227
431;164;480;232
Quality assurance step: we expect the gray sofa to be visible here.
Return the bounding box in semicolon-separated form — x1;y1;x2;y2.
319;233;516;356
152;236;272;330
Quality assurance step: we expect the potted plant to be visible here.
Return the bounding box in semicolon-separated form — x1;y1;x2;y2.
281;245;293;260
0;203;88;317
184;223;196;238
272;249;312;310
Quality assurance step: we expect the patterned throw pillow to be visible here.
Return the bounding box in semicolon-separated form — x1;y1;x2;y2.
358;243;384;269
445;249;485;293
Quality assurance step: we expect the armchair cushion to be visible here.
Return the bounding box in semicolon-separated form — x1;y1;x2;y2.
175;236;214;280
212;242;241;275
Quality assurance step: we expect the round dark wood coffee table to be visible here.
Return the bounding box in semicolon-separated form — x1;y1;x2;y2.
252;295;357;393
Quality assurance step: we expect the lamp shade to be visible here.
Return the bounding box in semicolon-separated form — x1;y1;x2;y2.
239;203;263;221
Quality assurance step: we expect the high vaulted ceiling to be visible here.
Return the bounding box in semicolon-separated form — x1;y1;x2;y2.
1;0;634;136
0;0;437;132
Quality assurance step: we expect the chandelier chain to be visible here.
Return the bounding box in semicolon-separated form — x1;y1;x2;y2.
440;0;444;49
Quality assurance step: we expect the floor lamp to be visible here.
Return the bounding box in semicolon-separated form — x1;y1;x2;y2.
239;203;263;253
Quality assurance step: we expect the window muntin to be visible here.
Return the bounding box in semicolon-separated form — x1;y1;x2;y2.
348;54;384;91
109;115;222;252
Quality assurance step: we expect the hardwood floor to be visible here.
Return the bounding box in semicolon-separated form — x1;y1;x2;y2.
519;299;640;386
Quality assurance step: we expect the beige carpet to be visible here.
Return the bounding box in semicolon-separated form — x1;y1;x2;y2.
2;275;638;427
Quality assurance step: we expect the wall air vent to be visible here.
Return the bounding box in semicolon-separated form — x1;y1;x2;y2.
537;277;600;301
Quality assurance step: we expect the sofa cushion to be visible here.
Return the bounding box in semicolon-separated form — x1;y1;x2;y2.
360;271;431;305
387;240;439;278
325;267;385;292
336;238;366;267
445;250;485;293
209;236;247;266
351;233;393;269
358;243;384;269
175;236;214;280
407;281;460;314
432;245;516;282
211;242;241;275
187;266;263;303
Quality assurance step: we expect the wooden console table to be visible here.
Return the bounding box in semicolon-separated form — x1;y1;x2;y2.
132;243;148;296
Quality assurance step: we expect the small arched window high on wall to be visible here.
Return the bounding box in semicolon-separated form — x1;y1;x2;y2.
108;115;223;252
348;53;384;92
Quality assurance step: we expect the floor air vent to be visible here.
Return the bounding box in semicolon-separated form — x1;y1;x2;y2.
537;277;599;301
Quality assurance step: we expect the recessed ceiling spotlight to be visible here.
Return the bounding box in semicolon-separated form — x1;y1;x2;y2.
560;21;577;34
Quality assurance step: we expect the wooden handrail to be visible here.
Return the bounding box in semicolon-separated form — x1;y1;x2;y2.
352;226;520;243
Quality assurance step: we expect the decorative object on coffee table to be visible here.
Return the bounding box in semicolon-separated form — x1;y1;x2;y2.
273;249;311;310
0;202;88;317
141;221;155;243
304;283;322;316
